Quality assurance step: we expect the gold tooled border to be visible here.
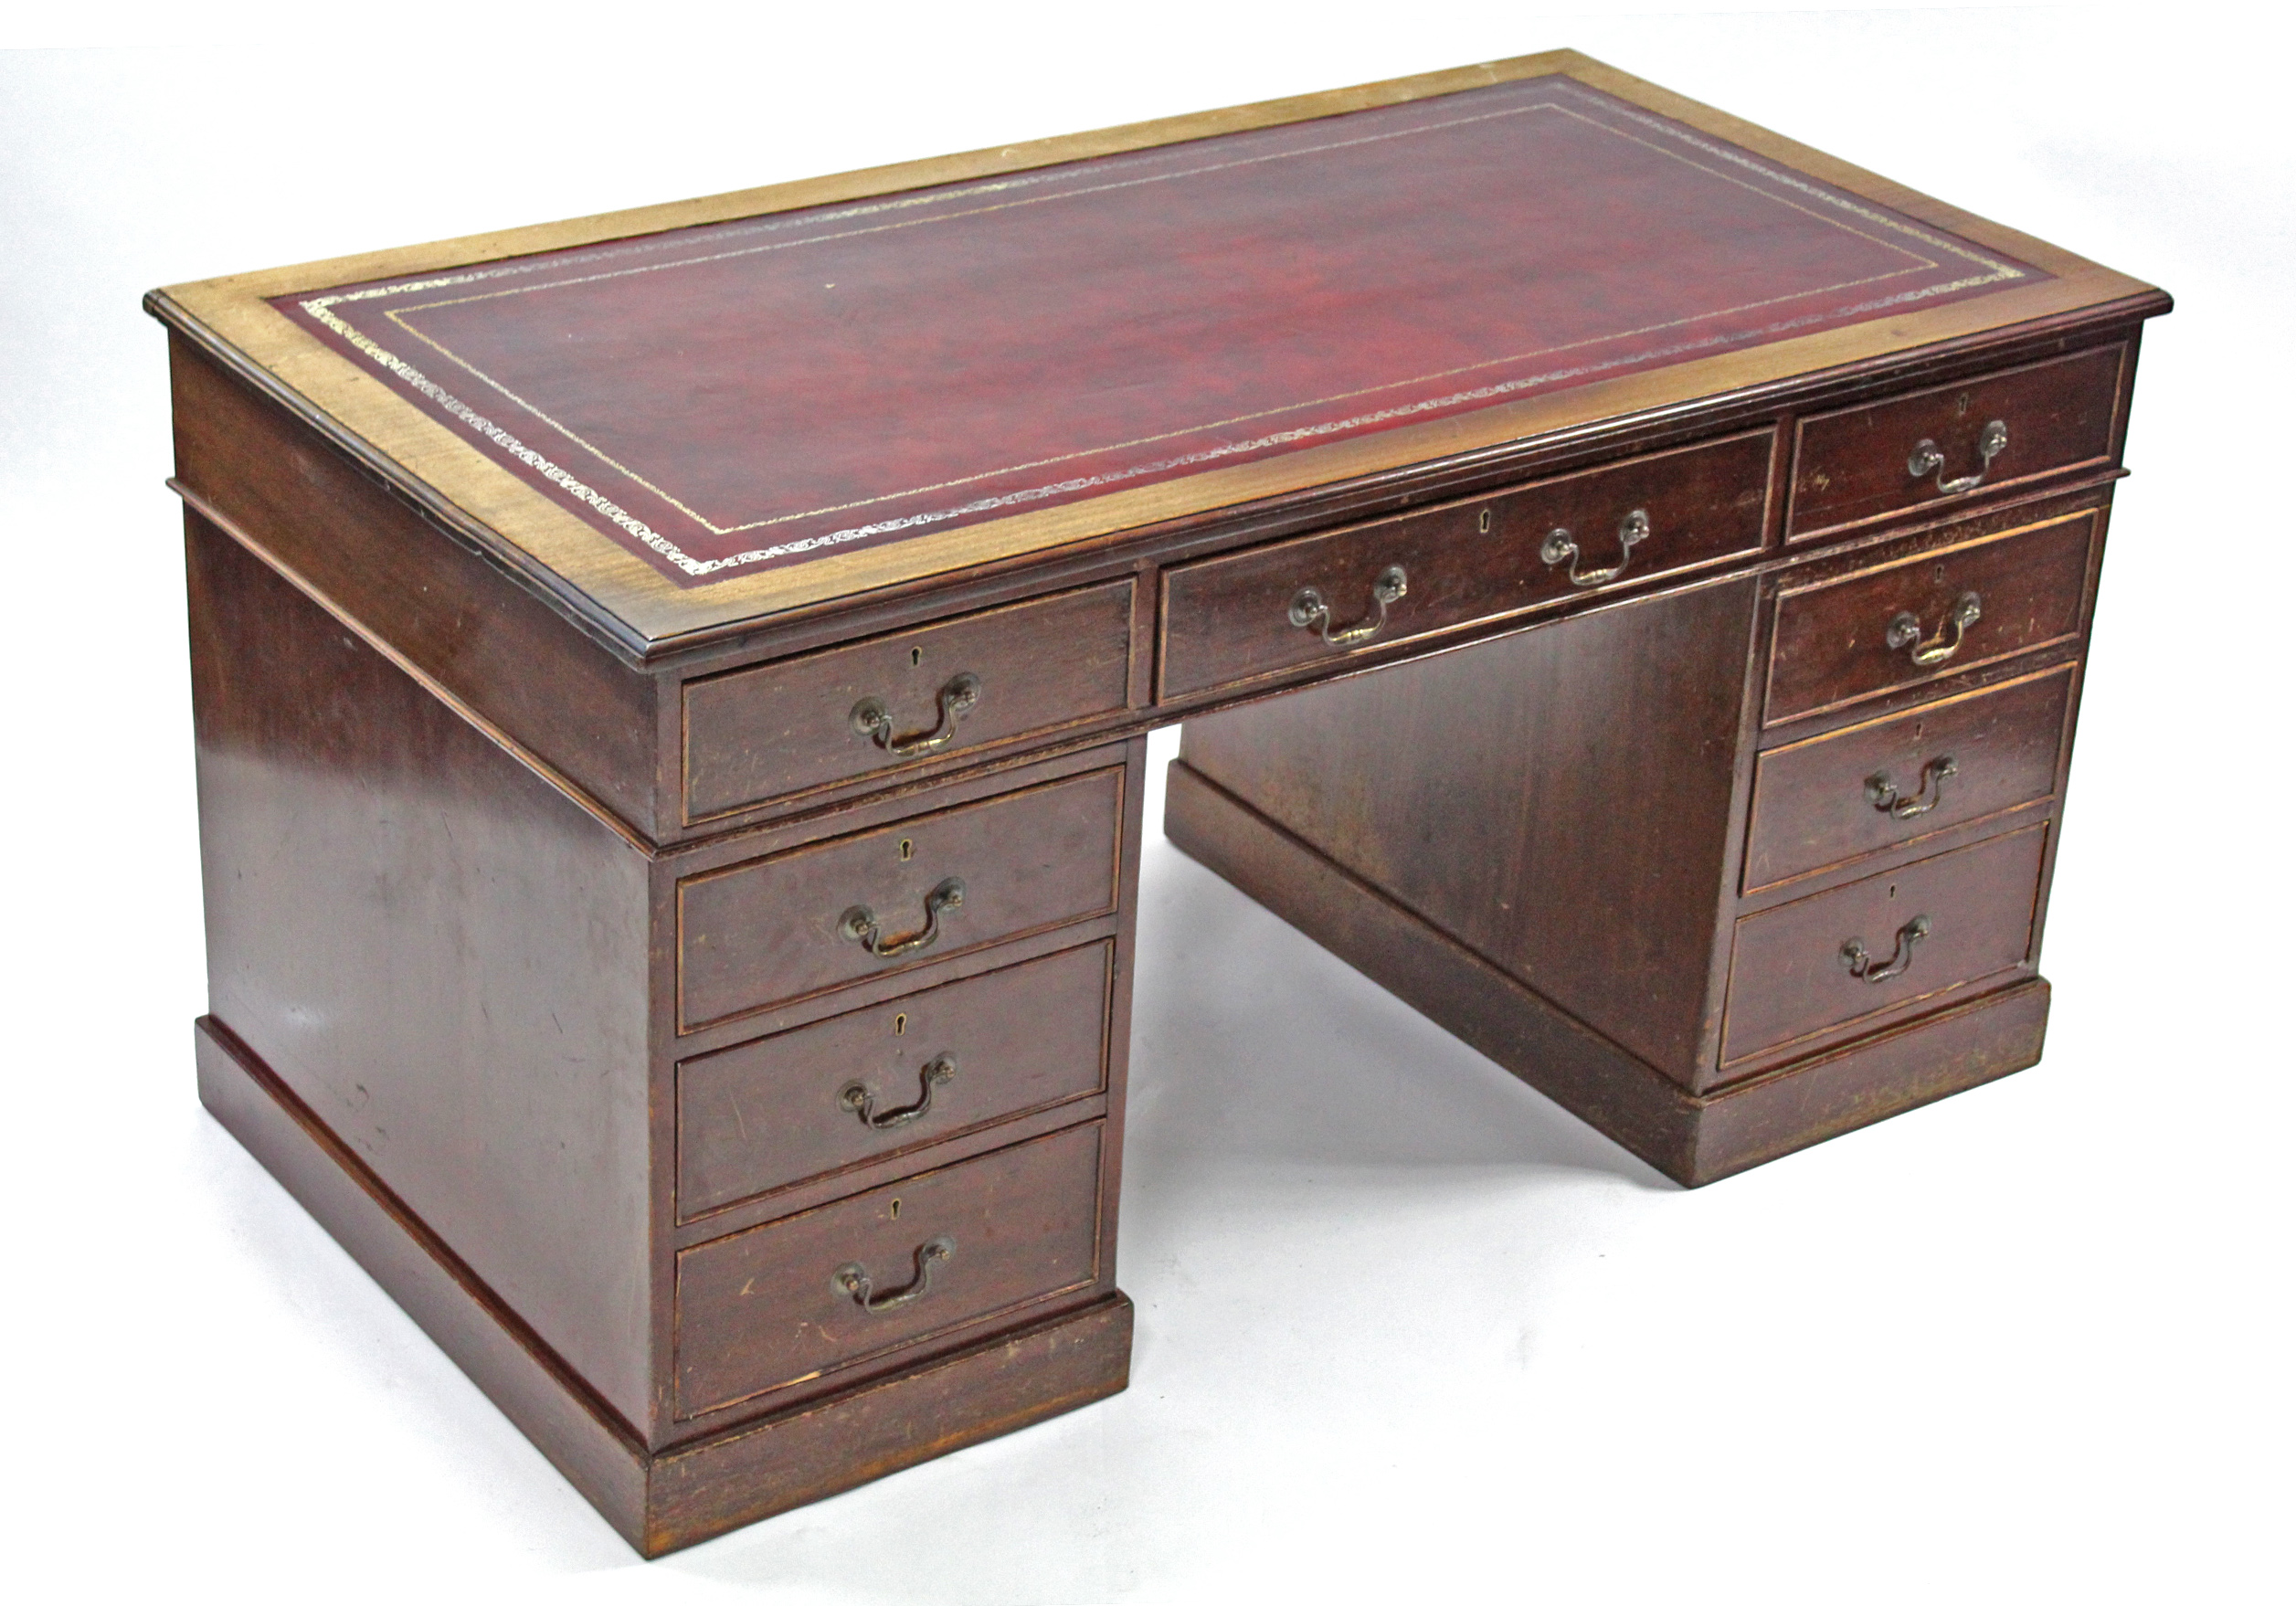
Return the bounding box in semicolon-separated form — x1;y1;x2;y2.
152;48;2164;658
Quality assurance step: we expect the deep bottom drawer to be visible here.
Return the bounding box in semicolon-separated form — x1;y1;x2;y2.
1721;824;2047;1067
673;1121;1105;1420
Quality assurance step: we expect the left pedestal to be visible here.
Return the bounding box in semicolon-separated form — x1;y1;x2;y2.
185;488;1139;1556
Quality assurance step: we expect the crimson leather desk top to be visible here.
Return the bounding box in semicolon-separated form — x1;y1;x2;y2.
148;50;2158;655
270;76;2037;586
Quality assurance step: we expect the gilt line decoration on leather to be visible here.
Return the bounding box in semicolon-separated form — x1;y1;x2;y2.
272;76;2039;586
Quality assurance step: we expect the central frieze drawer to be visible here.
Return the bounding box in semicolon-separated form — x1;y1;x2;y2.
682;580;1134;822
677;766;1124;1031
1720;824;2047;1068
1744;665;2074;892
677;941;1113;1220
674;1122;1105;1420
1157;428;1773;700
1765;510;2094;726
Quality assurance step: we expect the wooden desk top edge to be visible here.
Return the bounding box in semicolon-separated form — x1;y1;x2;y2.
146;48;2170;665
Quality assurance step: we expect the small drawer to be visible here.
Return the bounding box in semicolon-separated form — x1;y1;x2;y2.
1765;509;2092;726
1720;824;2047;1068
1744;664;2074;892
677;766;1123;1031
1158;428;1772;700
676;941;1112;1220
673;1122;1105;1420
1787;344;2124;541
682;580;1133;821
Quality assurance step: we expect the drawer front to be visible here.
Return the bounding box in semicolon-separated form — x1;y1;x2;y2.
1720;824;2047;1066
1158;429;1772;699
1765;510;2092;725
1744;665;2074;891
678;766;1124;1031
677;941;1112;1220
682;580;1133;821
674;1122;1105;1419
1787;344;2123;540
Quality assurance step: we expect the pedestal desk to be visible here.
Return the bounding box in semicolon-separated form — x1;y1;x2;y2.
149;51;2170;1555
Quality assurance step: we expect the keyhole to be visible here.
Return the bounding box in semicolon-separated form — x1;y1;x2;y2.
894;1012;907;1036
898;838;914;861
1955;391;1972;417
1932;563;1949;584
1478;508;1492;534
1889;883;1899;900
890;1198;902;1220
910;646;924;668
1912;722;1925;739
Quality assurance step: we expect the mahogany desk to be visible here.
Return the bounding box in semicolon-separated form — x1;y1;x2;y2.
148;51;2170;1556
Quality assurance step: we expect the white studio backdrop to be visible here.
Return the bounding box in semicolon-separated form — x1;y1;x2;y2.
1;5;2288;1601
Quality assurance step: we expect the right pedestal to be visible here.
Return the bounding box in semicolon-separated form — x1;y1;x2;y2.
1167;492;2104;1186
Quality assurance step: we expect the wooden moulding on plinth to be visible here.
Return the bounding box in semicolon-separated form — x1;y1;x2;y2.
1161;762;2049;1187
192;1017;1134;1558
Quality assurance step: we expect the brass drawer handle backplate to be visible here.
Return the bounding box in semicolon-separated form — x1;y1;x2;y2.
851;672;982;759
1541;508;1649;588
1839;914;1931;983
1886;592;1982;668
1908;418;2009;495
1865;756;1958;819
1289;565;1407;647
834;1236;955;1315
840;1054;958;1130
840;878;966;959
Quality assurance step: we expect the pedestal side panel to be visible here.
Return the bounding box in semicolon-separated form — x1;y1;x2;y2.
187;514;657;1430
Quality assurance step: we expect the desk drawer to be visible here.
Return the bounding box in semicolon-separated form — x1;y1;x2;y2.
676;941;1112;1220
1787;345;2123;540
1744;665;2074;892
682;581;1133;821
674;1122;1105;1419
677;766;1124;1031
1720;824;2046;1067
1765;510;2093;725
1158;429;1772;699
